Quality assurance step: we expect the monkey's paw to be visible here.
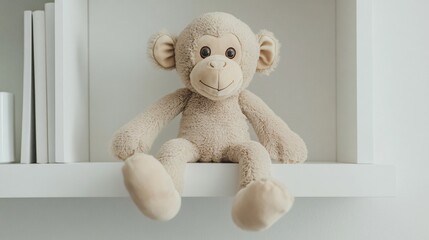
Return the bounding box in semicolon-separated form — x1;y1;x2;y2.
122;153;181;221
231;179;294;231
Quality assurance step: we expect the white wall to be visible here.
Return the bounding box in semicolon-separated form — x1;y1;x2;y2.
1;0;429;239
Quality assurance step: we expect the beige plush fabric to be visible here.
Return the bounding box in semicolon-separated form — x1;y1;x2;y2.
178;93;250;162
190;55;243;101
152;35;176;69
232;179;294;231
174;12;260;91
147;31;177;70
111;88;192;160
239;90;308;163
123;153;181;221
111;12;307;231
256;30;281;75
158;138;200;193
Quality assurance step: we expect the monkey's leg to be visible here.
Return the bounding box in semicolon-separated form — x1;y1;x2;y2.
226;141;294;231
122;138;199;221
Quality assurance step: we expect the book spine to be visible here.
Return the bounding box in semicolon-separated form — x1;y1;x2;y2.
55;0;89;163
21;11;36;164
33;11;48;164
45;3;56;163
0;93;15;163
54;0;64;163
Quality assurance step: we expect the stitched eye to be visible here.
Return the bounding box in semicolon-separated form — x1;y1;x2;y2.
225;47;236;59
200;46;211;58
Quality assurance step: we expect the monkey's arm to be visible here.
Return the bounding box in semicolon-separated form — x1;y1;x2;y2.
111;88;192;160
239;90;307;163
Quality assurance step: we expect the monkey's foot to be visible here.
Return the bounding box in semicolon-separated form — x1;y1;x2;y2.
231;179;294;231
122;153;181;221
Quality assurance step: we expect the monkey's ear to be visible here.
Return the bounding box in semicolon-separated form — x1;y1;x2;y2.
256;30;280;75
148;32;176;69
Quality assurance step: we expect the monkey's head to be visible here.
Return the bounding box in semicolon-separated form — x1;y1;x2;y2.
149;12;279;101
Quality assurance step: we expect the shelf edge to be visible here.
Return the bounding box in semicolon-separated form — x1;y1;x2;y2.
0;163;395;198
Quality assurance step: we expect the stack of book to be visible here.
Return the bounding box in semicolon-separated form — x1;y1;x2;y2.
21;3;55;164
21;1;89;164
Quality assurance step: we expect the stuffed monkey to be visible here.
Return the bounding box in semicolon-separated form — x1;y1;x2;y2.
111;12;307;231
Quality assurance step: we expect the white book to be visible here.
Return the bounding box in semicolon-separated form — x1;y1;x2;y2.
21;11;36;164
45;3;55;163
33;10;49;164
55;0;89;163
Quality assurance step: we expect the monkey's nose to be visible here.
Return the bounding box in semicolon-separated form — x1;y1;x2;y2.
209;60;226;70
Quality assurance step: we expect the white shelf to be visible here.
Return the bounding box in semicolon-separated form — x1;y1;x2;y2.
0;162;395;198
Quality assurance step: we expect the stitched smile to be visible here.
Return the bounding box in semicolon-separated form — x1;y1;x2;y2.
199;80;234;91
